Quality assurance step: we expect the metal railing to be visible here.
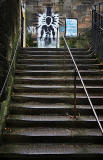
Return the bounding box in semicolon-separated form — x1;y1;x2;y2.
21;5;24;48
0;1;24;99
92;2;103;62
93;2;103;13
63;36;103;135
0;33;20;99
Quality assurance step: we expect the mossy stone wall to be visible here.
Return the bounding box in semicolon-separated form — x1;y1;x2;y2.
0;0;20;140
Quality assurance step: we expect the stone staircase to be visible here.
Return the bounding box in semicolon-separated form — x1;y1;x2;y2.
1;48;103;159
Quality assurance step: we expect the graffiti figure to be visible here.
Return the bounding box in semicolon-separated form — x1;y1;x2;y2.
38;7;59;44
40;16;55;40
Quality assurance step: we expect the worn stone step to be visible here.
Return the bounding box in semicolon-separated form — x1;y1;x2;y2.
21;49;90;55
14;75;103;80
21;51;91;57
18;54;94;59
13;84;103;94
16;64;102;70
17;59;98;64
22;47;88;51
3;127;102;143
15;70;103;77
14;77;103;86
6;114;103;128
1;47;103;160
22;47;88;52
0;143;103;159
11;94;103;105
9;103;103;115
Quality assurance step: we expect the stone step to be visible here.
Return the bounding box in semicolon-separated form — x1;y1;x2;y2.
1;47;103;160
9;103;103;115
18;54;94;59
3;127;102;143
17;59;98;64
13;84;103;94
15;70;103;77
6;114;103;128
11;94;103;105
21;50;91;56
21;47;88;53
0;143;103;159
14;77;103;86
22;47;88;52
16;64;102;70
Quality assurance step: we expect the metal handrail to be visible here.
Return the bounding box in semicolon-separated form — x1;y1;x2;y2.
93;2;103;13
63;36;103;135
94;2;103;7
0;0;24;99
0;33;20;99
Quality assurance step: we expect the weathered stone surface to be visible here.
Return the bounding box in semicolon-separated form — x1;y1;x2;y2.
26;0;103;32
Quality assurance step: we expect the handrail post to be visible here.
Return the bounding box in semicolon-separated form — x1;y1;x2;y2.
74;68;77;118
99;3;100;13
56;27;58;48
64;41;66;69
21;6;24;48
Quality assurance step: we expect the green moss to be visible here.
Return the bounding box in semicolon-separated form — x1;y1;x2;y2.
0;82;13;139
60;31;91;49
0;0;20;140
26;33;37;47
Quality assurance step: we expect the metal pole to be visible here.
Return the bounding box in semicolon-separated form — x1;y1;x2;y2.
64;43;66;69
93;9;95;46
74;68;77;118
94;5;96;11
23;3;26;47
21;6;24;48
99;3;100;13
56;28;58;48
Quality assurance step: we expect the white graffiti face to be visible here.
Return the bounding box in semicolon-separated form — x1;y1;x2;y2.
38;7;59;39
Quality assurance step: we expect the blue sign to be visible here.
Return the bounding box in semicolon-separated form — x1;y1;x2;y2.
60;26;65;32
65;19;78;37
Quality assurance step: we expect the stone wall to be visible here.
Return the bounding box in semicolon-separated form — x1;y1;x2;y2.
26;0;103;32
62;0;103;31
0;0;21;140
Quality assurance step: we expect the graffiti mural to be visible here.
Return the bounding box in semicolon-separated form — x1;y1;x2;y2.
38;7;59;48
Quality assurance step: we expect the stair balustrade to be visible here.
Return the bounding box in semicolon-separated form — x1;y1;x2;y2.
63;36;103;135
0;1;24;100
0;33;20;99
92;2;103;62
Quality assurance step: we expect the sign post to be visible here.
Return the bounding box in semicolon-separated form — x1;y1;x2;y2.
65;18;78;37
